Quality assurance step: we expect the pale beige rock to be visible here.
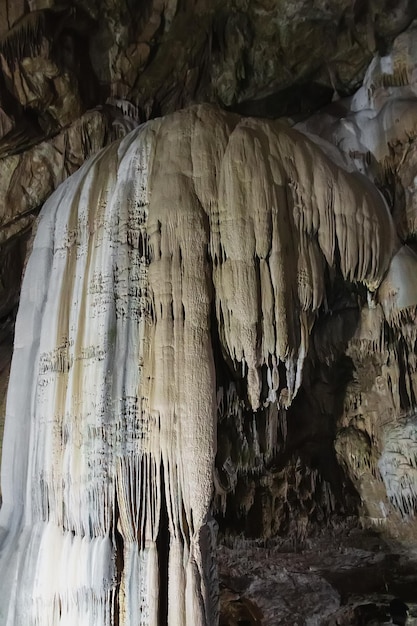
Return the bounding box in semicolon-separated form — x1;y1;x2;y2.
0;104;399;625
337;253;417;537
396;138;417;237
211;114;394;409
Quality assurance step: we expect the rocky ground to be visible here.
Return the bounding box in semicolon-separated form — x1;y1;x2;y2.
219;523;417;625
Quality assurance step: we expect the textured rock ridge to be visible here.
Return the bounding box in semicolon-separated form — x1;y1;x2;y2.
0;104;398;624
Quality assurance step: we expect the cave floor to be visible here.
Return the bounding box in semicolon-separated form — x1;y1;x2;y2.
218;521;417;625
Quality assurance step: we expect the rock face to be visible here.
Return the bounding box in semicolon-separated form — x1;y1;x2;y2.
1;2;417;625
0;104;396;625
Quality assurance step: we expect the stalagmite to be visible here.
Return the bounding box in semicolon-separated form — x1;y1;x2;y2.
294;23;417;532
0;104;396;625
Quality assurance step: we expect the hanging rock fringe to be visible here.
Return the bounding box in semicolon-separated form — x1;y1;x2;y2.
0;104;395;625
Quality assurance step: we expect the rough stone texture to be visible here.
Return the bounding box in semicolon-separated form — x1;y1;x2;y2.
0;110;113;244
218;526;417;625
1;1;417;624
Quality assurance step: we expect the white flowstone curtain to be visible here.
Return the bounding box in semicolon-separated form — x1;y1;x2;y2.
0;105;395;626
0;124;163;625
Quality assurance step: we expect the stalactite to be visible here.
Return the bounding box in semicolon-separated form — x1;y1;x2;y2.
0;10;47;64
212;115;395;410
0;104;397;625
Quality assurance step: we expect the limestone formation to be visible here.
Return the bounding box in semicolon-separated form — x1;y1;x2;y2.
1;2;417;625
0;102;407;624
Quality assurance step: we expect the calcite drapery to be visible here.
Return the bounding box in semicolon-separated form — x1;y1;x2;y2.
0;104;395;625
294;24;417;531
